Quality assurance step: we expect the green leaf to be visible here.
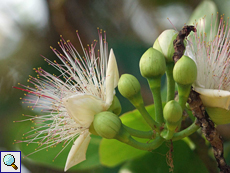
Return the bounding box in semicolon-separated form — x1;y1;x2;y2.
118;140;208;173
224;141;230;164
100;105;156;167
99;138;148;167
121;104;156;130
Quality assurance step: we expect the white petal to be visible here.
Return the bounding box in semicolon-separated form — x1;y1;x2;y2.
184;45;195;61
64;130;91;171
194;87;230;110
158;29;177;57
105;49;119;107
63;94;106;127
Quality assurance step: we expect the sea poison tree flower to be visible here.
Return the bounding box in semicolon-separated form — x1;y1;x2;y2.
186;16;230;124
13;29;119;171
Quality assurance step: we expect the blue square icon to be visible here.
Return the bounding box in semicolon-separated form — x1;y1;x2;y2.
1;151;21;173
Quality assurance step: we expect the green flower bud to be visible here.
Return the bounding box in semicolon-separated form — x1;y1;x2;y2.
93;111;122;139
108;96;122;115
139;48;166;79
173;55;197;85
118;74;142;101
163;100;182;131
118;74;145;113
153;29;177;62
173;55;197;110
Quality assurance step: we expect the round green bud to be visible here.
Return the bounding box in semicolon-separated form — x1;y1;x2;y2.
163;100;182;131
108;96;122;115
153;29;177;62
173;55;197;85
118;74;141;99
93;111;122;139
139;48;166;78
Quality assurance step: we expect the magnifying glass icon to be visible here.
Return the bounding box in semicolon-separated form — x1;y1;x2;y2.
3;154;18;170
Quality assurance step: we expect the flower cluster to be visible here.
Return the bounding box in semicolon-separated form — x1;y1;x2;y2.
14;30;119;171
186;16;230;124
14;12;230;172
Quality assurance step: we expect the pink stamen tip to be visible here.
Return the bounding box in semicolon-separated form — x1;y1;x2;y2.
13;86;54;100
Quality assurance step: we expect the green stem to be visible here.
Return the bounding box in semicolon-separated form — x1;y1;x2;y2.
166;62;175;102
177;84;191;111
116;125;165;150
161;129;175;140
128;92;160;130
148;77;164;124
117;134;165;151
123;125;155;139
135;103;160;130
172;121;200;141
127;135;164;150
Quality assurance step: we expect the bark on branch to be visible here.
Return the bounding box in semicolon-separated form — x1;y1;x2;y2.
173;25;196;63
188;91;230;173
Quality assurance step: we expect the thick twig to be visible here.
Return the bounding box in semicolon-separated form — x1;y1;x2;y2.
188;91;230;173
173;25;230;172
172;25;196;63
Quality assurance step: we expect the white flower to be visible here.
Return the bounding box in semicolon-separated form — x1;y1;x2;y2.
186;16;230;124
14;30;119;171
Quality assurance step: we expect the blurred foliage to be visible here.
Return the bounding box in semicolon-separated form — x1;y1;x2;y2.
118;140;208;173
2;0;230;172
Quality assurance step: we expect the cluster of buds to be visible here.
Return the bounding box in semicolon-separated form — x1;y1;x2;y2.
92;16;230;171
118;29;197;141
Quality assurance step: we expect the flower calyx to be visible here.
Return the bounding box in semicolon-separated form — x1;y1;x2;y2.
173;55;197;110
173;55;197;86
163;100;182;131
118;74;143;106
93;111;122;139
139;47;166;79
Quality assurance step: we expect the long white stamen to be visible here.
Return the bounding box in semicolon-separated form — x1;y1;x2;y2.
14;29;110;160
188;16;230;91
